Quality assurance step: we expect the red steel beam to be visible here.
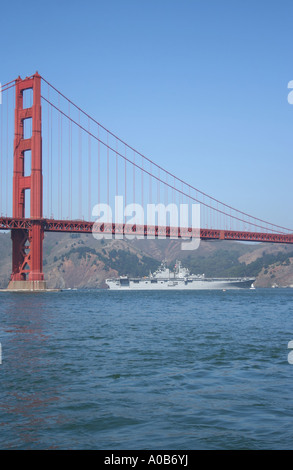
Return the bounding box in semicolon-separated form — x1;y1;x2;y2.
1;217;293;244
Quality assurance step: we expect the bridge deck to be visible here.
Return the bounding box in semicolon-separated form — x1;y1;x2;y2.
1;217;292;244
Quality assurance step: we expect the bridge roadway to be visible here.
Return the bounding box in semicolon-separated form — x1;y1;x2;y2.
0;217;292;244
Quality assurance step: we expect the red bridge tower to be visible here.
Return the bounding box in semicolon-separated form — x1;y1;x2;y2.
8;73;46;290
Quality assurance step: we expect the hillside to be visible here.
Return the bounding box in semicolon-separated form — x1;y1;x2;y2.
0;231;293;288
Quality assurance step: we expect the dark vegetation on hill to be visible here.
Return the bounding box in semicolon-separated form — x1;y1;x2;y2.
0;231;293;288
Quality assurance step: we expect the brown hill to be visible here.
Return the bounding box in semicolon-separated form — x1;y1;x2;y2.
0;231;293;288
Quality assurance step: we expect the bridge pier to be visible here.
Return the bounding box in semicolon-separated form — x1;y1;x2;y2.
7;280;47;291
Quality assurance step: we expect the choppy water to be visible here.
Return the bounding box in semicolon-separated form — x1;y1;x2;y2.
0;288;293;450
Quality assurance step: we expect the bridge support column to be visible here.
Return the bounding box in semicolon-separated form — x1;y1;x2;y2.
7;72;46;291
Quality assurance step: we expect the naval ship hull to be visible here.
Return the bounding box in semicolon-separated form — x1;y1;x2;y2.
106;260;255;290
106;277;255;290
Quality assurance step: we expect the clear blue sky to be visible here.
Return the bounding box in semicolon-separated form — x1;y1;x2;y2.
1;0;293;228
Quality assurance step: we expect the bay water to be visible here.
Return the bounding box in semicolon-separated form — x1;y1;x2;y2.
0;288;293;450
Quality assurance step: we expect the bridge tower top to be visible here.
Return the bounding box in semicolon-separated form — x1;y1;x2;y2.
13;72;42;219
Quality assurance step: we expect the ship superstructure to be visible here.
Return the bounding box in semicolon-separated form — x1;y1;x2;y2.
106;260;255;290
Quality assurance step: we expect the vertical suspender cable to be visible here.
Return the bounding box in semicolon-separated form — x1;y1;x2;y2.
141;156;144;214
88;118;91;221
0;93;2;215
125;144;127;223
116;139;118;197
61;111;63;220
68;102;71;219
107;132;109;217
47;86;50;218
6;88;9;215
79;109;82;219
58;94;60;219
50;104;53;217
98;124;100;208
133;150;135;212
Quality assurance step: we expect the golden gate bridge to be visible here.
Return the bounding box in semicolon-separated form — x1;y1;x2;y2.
0;73;292;290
